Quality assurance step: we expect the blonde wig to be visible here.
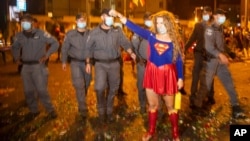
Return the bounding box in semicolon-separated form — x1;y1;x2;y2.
150;11;183;62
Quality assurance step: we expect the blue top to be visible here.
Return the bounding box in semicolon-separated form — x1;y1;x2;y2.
125;20;183;79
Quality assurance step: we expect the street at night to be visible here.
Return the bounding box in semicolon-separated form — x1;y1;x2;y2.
0;54;250;140
0;0;249;140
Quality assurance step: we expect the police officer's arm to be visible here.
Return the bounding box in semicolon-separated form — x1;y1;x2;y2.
85;33;95;74
214;30;229;64
61;33;71;70
11;34;21;64
118;28;136;60
224;44;236;59
205;30;228;64
184;23;199;52
131;33;140;51
41;32;59;62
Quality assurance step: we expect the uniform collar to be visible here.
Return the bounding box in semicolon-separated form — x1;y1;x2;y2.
99;25;112;33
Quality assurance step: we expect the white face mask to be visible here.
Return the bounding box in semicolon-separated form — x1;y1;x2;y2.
104;17;114;27
144;20;152;27
218;16;226;25
21;21;32;30
202;14;210;21
157;26;167;34
156;17;167;34
77;22;86;29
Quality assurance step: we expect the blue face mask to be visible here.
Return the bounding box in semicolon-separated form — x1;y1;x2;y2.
218;16;226;25
202;14;210;21
144;20;152;27
21;21;31;30
157;26;167;34
77;22;86;29
105;17;114;26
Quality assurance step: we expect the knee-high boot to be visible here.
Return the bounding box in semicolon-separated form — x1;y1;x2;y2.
142;111;158;141
169;112;179;140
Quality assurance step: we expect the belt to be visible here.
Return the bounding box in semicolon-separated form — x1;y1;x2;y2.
70;57;86;62
22;61;39;65
136;57;147;65
94;58;119;63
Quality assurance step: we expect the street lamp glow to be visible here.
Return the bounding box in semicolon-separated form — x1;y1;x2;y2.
195;17;198;22
194;6;203;23
48;12;53;18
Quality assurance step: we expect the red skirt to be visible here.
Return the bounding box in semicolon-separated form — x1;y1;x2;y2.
143;61;178;95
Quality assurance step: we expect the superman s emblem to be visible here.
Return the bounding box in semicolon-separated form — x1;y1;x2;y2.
154;43;169;55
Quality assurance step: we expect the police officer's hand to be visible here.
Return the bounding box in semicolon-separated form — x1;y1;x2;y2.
16;59;22;65
86;63;91;74
177;79;184;90
182;53;186;61
218;53;229;65
130;52;136;61
39;56;48;64
62;63;67;71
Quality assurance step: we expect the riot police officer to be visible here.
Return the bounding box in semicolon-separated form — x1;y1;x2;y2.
61;13;92;119
184;6;215;109
194;9;245;119
85;8;135;123
12;14;58;119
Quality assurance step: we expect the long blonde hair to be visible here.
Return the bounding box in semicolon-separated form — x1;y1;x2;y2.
150;11;183;62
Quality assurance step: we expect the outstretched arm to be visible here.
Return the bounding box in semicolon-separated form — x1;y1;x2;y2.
109;9;151;40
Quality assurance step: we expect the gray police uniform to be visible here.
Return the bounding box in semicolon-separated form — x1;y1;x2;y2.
185;21;214;101
131;33;147;112
61;29;92;115
12;29;59;113
194;24;239;107
86;25;132;117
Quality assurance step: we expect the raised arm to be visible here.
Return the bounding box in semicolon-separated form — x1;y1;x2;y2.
109;9;151;40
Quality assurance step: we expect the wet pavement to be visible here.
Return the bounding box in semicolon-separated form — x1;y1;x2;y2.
0;53;250;141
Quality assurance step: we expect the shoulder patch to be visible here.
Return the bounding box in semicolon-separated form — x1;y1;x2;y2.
43;32;51;38
205;28;213;36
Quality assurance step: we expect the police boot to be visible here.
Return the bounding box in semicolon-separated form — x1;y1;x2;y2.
206;97;216;106
107;113;115;123
79;109;88;119
232;105;246;119
169;112;180;141
142;110;157;141
189;94;196;109
98;114;106;125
